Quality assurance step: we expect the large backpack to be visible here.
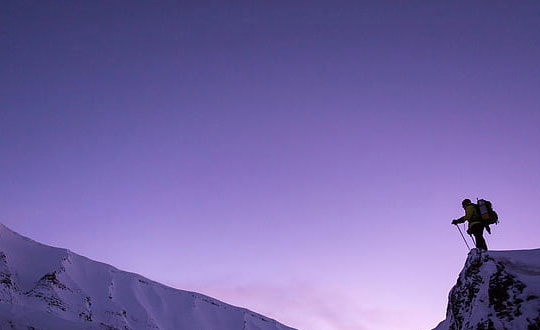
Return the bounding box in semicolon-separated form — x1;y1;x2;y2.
477;199;499;225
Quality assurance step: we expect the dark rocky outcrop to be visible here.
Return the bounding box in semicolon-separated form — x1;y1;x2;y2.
433;249;540;330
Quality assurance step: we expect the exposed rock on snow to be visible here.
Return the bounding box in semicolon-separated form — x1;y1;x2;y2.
0;224;296;330
433;248;540;330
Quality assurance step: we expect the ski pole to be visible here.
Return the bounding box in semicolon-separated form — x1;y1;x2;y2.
455;224;471;250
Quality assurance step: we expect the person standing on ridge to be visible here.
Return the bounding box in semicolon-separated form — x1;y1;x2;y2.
452;199;488;250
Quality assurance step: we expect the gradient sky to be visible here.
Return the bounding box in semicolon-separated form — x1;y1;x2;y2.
2;2;540;330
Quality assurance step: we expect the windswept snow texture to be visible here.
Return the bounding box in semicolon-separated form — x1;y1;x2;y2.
0;224;296;330
433;248;540;330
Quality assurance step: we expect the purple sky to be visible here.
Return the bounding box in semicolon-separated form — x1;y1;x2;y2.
2;2;540;329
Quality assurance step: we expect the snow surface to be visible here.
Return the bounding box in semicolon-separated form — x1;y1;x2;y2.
433;248;540;330
0;223;296;330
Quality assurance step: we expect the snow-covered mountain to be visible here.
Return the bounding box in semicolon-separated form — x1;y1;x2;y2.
433;248;540;330
0;223;296;330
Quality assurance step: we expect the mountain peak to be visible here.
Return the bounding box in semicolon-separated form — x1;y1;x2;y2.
433;248;540;330
0;223;295;330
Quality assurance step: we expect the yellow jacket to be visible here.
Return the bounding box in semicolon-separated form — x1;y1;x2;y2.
456;203;483;230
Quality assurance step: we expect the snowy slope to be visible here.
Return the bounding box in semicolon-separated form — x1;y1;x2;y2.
0;224;296;330
433;248;540;330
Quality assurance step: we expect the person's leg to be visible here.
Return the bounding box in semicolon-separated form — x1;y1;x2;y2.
472;225;488;250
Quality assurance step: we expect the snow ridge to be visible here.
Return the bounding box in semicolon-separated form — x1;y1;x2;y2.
0;224;296;330
433;248;540;330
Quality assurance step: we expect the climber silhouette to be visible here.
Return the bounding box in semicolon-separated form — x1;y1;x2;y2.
452;199;488;250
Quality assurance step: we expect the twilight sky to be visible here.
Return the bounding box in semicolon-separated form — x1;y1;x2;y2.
2;2;540;330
